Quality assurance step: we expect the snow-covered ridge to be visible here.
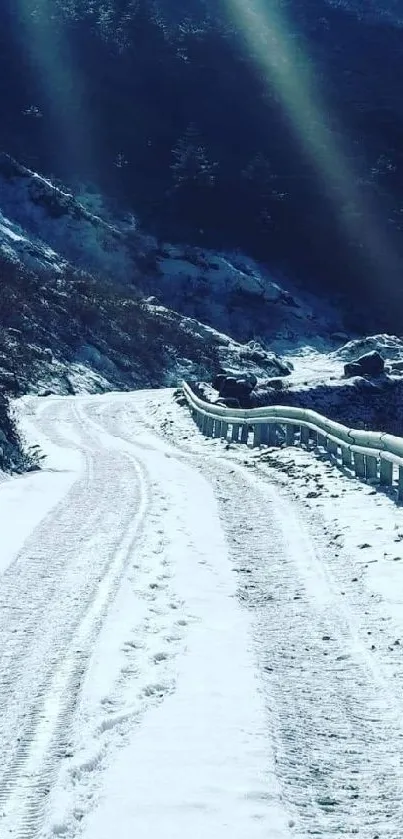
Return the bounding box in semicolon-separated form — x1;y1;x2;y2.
3;152;403;443
0;210;66;275
0;152;352;404
0;154;344;348
0;225;294;397
0;154;130;281
333;334;403;362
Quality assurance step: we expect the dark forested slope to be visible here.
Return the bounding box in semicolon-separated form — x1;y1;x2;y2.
1;1;403;324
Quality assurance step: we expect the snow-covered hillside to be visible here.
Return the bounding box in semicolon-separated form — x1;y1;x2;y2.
0;154;353;411
0;155;346;345
5;153;403;442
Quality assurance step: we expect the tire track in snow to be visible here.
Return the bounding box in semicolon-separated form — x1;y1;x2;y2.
38;398;203;838
0;399;150;839
205;460;403;838
127;389;403;837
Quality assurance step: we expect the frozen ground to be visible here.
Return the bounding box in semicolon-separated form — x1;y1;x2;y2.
1;389;403;838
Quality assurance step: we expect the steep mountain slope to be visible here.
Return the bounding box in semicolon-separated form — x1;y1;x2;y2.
1;156;338;399
7;152;403;453
0;154;342;342
1;1;403;324
0;155;350;398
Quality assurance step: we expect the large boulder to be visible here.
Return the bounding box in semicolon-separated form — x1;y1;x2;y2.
344;351;385;378
263;377;284;391
213;370;258;390
212;373;227;391
217;375;255;406
217;342;292;382
239;371;258;388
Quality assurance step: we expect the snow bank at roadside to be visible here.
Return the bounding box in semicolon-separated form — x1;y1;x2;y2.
0;396;81;575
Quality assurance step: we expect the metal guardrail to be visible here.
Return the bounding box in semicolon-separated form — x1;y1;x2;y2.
182;381;403;502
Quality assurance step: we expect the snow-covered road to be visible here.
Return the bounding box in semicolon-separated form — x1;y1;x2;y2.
1;391;403;838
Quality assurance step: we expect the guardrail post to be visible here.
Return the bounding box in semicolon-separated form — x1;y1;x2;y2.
354;451;366;478
327;438;339;458
380;457;393;486
317;433;327;449
398;467;403;502
285;424;295;445
261;423;271;444
300;426;310;447
341;446;352;467
213;419;222;438
240;424;249;444
205;416;214;437
266;422;277;446
200;414;207;434
231;423;240;442
365;454;378;483
220;421;229;441
253;423;262;447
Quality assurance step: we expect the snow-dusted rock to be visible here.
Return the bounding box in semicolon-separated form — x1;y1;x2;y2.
335;334;403;362
344;351;385;378
217;340;292;381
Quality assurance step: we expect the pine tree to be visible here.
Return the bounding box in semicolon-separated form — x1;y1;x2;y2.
171;123;217;191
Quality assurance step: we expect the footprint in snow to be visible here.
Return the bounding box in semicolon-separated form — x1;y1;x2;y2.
143;682;169;698
153;651;169;663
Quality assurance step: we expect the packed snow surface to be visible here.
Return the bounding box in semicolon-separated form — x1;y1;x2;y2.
2;389;403;838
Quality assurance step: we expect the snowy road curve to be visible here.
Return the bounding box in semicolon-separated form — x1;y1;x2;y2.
1;391;403;838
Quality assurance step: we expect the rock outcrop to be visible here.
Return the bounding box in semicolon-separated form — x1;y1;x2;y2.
344;351;385;378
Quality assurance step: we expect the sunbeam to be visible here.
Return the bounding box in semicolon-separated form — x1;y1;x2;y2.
224;0;401;301
12;0;94;177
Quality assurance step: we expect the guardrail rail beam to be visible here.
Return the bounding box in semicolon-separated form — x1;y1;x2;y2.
181;381;403;504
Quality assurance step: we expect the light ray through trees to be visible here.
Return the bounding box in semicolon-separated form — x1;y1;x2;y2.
224;0;401;298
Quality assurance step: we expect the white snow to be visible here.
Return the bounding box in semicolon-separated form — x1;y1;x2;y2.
79;439;286;839
0;399;80;575
0;219;26;242
0;393;291;839
281;344;345;387
3;388;403;838
334;332;403;362
0;467;75;575
158;251;285;303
